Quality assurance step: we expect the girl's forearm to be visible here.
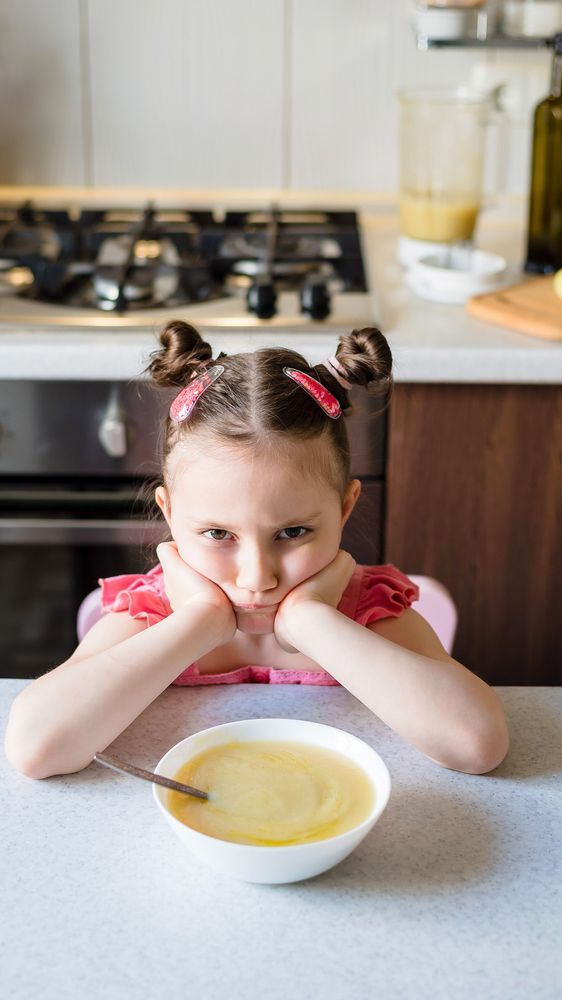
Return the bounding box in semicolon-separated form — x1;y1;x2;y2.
289;603;509;773
5;605;224;780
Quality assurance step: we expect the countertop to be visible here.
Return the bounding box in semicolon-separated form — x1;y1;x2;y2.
2;680;561;1000
0;190;560;384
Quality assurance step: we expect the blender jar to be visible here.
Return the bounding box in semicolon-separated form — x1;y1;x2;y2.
398;87;498;244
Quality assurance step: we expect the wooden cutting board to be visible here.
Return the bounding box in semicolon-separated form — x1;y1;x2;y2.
467;275;562;341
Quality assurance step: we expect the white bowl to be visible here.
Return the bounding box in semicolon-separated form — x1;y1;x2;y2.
407;248;507;304
153;718;391;884
413;6;481;40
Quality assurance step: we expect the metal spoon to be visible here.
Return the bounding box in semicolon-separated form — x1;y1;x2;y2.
93;751;209;800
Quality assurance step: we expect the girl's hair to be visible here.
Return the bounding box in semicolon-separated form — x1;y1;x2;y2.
145;319;393;495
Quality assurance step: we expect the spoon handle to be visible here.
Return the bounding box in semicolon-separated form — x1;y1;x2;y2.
93;752;209;800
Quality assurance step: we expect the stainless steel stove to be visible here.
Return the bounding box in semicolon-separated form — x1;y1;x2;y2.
0;201;377;330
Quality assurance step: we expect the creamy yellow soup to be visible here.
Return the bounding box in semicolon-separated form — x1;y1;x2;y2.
166;740;376;847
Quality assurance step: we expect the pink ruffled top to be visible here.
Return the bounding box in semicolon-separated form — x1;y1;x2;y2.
99;563;419;687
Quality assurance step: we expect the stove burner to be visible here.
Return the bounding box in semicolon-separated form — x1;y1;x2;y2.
0;201;367;317
220;233;342;261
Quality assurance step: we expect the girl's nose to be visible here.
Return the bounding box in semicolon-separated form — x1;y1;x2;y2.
235;546;278;593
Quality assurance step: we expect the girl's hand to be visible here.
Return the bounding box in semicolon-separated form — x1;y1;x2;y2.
274;549;356;653
157;541;236;643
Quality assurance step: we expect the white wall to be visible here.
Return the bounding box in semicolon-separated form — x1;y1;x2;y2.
0;0;552;193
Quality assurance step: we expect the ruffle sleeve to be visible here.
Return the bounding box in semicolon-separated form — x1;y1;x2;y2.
337;563;419;628
98;565;172;627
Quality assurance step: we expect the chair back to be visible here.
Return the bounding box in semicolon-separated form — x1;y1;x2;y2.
406;575;458;654
76;587;104;643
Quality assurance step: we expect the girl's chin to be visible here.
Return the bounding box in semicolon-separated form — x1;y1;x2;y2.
234;608;277;635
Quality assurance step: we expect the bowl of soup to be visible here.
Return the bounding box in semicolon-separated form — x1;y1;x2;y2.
152;718;391;883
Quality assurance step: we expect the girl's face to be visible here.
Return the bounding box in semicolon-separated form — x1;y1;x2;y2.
155;435;360;635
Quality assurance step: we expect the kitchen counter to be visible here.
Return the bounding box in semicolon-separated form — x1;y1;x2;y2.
1;680;561;1000
0;192;560;384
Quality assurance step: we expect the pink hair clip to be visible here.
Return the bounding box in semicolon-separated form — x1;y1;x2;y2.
169;364;225;422
283;367;341;419
323;355;353;390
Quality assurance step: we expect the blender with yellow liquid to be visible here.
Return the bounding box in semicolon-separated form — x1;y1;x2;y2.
398;86;498;263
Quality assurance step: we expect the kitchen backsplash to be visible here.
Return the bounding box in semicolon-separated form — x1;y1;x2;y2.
0;0;552;194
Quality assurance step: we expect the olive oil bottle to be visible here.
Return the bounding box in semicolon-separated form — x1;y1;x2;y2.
525;33;562;274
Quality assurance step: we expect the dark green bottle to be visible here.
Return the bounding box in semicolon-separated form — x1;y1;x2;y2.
525;33;562;274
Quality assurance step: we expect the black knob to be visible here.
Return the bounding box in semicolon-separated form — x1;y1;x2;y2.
247;276;277;319
300;277;331;320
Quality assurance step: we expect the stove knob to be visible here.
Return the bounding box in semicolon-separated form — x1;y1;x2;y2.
300;277;331;320
99;395;128;458
247;277;277;319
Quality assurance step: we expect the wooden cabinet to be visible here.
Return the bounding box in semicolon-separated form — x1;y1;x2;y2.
384;383;562;685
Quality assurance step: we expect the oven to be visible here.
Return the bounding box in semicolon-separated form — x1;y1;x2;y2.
0;378;386;679
0;380;169;678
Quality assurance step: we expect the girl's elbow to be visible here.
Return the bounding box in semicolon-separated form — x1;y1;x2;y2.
426;720;510;775
6;754;49;781
4;703;76;780
4;690;46;777
5;729;50;780
458;687;510;774
5;734;87;780
467;727;510;774
455;720;510;775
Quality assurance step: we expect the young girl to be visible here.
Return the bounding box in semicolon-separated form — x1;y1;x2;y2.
5;321;509;780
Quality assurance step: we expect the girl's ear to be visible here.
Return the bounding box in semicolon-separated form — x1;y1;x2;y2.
155;485;172;528
341;479;361;526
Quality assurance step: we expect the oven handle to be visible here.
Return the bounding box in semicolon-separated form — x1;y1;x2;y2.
0;518;166;545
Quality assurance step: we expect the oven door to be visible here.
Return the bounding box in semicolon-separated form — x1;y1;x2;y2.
0;478;166;679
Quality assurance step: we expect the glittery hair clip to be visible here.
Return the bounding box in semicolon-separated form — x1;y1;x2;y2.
169;365;225;422
283;367;341;419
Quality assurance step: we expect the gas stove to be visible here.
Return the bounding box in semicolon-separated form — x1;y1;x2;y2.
0;201;376;331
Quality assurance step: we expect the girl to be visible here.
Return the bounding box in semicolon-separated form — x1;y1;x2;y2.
5;322;509;780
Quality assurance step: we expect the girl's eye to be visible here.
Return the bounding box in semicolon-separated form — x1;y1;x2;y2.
203;529;232;541
278;526;308;540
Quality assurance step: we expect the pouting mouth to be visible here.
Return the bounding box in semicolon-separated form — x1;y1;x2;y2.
234;603;279;611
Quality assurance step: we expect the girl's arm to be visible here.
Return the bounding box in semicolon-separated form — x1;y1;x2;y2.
5;545;235;780
275;553;509;775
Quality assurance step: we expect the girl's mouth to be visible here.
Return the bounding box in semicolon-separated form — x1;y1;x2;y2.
234;603;279;611
233;603;279;635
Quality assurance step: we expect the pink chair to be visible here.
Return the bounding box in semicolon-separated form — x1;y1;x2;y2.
77;575;457;654
76;587;105;643
406;575;458;655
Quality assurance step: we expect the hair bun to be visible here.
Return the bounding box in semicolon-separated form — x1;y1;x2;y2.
335;327;393;390
146;320;214;388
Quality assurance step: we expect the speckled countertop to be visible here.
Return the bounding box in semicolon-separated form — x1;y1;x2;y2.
2;681;561;1000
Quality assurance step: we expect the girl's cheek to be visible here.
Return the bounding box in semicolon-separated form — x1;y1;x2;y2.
284;543;330;583
182;543;229;582
172;536;191;565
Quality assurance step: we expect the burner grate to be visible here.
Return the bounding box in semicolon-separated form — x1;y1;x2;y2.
0;202;367;316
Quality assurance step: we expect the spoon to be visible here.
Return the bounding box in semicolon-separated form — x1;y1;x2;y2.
93;751;209;800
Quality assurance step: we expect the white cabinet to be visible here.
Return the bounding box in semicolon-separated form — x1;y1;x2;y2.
87;0;284;187
0;0;84;184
